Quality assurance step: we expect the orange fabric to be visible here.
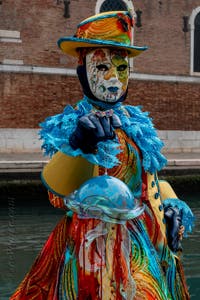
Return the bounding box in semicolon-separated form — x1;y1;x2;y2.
48;191;66;209
99;129;141;188
10;216;70;300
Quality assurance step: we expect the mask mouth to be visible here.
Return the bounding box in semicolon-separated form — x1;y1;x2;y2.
105;94;119;103
105;86;122;103
101;81;123;102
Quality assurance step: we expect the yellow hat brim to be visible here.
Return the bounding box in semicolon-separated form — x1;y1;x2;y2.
57;37;148;58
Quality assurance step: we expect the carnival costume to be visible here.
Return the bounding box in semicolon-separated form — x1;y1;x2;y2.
10;11;194;300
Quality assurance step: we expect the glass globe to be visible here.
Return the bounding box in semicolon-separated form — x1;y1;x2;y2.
65;175;144;223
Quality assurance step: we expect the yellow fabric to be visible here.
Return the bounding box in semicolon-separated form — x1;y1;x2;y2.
42;151;98;197
159;180;178;200
147;173;166;236
146;175;178;237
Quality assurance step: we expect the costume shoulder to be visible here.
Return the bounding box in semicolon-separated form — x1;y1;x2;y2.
39;101;85;157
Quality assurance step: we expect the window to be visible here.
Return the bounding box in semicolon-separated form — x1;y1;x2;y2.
194;12;200;72
95;0;134;15
99;0;128;12
190;7;200;75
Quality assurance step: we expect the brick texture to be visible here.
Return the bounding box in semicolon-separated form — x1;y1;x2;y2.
0;0;95;68
133;0;198;75
1;0;199;73
0;0;200;131
0;73;199;130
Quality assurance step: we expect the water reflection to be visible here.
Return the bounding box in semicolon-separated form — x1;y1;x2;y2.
0;201;63;300
0;192;199;299
181;192;200;299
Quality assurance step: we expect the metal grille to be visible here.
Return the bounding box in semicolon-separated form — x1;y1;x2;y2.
194;12;200;72
100;0;128;13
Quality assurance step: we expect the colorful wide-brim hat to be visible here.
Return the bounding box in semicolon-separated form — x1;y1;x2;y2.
57;11;148;58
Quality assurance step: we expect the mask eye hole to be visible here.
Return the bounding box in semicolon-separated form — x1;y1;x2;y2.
117;64;128;72
96;64;109;72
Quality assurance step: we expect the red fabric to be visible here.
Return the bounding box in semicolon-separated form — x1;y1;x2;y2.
10;216;70;300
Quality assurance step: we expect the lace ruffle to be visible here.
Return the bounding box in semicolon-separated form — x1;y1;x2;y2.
39;96;167;172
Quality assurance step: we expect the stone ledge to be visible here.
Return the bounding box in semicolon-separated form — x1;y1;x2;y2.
0;158;200;173
167;159;200;166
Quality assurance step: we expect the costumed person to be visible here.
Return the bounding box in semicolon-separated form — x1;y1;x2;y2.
10;10;194;300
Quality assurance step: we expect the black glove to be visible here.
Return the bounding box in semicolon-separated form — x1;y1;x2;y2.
164;206;183;252
69;110;122;154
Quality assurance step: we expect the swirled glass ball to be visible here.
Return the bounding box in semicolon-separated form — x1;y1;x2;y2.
65;175;144;223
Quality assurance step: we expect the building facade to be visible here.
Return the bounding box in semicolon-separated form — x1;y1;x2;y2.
0;0;200;153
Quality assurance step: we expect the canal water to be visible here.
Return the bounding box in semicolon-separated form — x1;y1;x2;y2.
0;185;199;299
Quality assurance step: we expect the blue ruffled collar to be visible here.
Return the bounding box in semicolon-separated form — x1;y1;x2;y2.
39;96;167;173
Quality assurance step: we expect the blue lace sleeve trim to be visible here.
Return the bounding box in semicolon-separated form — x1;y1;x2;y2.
163;198;195;236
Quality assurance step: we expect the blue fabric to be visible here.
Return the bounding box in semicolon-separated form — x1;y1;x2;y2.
39;96;167;173
163;198;195;236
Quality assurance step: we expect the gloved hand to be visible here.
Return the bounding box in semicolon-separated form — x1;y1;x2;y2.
69;110;122;154
164;206;184;252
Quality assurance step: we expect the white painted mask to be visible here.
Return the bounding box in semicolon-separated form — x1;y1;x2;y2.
86;48;129;103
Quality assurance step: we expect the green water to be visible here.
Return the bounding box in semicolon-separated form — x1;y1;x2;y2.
181;192;200;299
0;189;199;299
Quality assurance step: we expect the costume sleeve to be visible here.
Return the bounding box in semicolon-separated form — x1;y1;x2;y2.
159;179;194;236
147;173;194;237
41;151;98;197
159;180;178;199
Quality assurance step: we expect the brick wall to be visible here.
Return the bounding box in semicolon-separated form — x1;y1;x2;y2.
0;72;82;128
133;0;197;75
0;0;200;74
0;0;95;69
0;72;199;130
0;0;200;133
127;80;200;130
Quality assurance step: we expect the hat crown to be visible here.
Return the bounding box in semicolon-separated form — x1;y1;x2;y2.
75;11;134;46
57;10;148;58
